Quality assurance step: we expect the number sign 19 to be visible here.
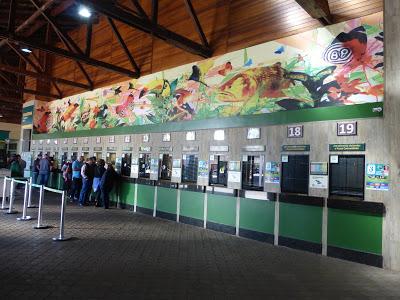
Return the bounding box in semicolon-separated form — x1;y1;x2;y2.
287;125;303;138
337;121;357;136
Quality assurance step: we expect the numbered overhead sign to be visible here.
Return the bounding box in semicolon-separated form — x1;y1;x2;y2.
287;125;303;138
337;121;357;136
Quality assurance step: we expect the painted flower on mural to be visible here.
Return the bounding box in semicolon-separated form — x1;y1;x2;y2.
33;13;383;134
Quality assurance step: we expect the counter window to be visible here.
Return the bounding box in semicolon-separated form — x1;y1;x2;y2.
160;154;172;180
83;152;90;160
72;152;78;160
329;155;364;199
139;154;151;178
281;155;309;194
182;154;198;183
121;154;132;177
106;152;116;167
209;156;227;186
242;155;264;191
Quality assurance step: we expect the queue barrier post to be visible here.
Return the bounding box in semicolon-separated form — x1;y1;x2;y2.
6;179;18;214
42;187;71;241
27;177;36;208
34;184;50;229
0;177;9;210
17;180;32;221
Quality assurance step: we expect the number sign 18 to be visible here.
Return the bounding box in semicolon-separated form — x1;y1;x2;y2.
337;121;357;136
287;125;303;138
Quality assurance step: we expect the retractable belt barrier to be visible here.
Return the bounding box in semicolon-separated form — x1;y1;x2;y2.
1;176;11;210
43;186;71;241
16;179;32;221
33;184;50;229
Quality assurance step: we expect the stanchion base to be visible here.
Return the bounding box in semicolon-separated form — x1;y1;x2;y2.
33;225;52;229
27;205;37;208
17;216;32;221
0;207;9;210
5;210;18;214
52;236;71;241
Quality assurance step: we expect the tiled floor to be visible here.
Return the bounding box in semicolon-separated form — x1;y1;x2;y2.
0;190;399;299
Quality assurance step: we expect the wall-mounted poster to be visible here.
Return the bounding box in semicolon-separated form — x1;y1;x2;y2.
366;163;389;191
83;137;88;144
186;131;195;141
109;136;115;143
247;128;260;139
124;135;131;143
265;162;280;184
198;160;209;179
310;162;328;175
96;137;101;144
162;133;171;142
73;138;77;144
310;175;328;189
143;134;149;142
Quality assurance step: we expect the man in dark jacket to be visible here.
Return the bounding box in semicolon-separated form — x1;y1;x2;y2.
78;156;96;206
92;159;106;206
100;163;116;209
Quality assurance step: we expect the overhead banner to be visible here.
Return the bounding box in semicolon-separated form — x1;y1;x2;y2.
32;13;383;136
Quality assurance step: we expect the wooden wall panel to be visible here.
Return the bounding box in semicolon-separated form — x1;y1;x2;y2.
26;0;382;101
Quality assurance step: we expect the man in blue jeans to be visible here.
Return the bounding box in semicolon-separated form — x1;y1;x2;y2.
38;154;51;186
79;157;96;206
70;156;84;202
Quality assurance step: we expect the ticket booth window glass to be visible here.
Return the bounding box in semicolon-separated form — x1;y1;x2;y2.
329;155;364;199
242;155;264;191
281;155;309;194
160;154;172;180
209;156;227;186
139;154;150;178
182;154;198;183
106;153;116;167
121;154;132;177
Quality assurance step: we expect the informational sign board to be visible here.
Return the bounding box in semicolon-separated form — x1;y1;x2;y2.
329;144;365;151
171;159;182;183
150;158;159;180
227;161;241;189
330;155;339;163
366;163;389;191
281;155;288;163
309;175;328;189
265;162;280;184
281;144;310;151
197;160;209;186
310;162;328;175
287;125;303;138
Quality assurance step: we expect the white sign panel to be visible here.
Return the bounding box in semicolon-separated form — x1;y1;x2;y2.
330;155;339;163
172;168;182;178
309;175;328;189
287;125;303;138
228;171;241;183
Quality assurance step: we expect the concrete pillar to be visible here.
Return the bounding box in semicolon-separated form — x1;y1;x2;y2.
383;0;400;271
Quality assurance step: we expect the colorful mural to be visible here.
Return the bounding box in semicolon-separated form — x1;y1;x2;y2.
33;13;383;134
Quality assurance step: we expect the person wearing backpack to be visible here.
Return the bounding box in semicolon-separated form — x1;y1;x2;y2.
61;160;72;197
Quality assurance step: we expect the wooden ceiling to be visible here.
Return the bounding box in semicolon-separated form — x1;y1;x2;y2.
0;0;383;124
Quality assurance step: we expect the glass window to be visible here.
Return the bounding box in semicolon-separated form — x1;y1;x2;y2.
209;156;227;186
182;154;198;183
159;154;172;180
138;154;151;178
329;155;364;199
242;155;264;191
281;155;309;194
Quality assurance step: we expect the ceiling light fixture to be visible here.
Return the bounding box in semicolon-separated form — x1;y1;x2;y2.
78;6;91;18
21;48;32;53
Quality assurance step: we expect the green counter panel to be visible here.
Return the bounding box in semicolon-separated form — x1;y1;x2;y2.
279;202;322;244
328;208;382;255
157;187;177;214
239;198;275;234
110;186;118;203
119;182;135;206
207;194;236;227
179;190;204;221
137;184;155;210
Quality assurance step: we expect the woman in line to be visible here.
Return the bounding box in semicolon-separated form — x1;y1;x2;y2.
100;163;116;209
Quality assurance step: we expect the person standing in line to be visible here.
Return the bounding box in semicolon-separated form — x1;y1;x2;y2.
70;156;84;202
61;159;72;195
79;157;96;206
10;155;22;178
92;159;106;207
32;153;42;184
17;155;26;174
100;163;116;209
38;153;51;186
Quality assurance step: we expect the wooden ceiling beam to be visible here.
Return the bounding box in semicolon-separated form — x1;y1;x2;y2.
0;86;59;99
0;31;139;78
295;0;332;25
184;0;209;48
0;94;24;104
0;62;91;90
78;0;212;58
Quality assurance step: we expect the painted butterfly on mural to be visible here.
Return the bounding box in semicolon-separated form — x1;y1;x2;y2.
323;26;367;65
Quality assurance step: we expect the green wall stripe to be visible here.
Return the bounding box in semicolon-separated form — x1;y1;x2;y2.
32;102;382;139
157;187;177;214
119;182;135;205
328;208;382;255
179;190;204;220
279;202;322;244
239;198;275;234
137;184;155;210
207;194;236;227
